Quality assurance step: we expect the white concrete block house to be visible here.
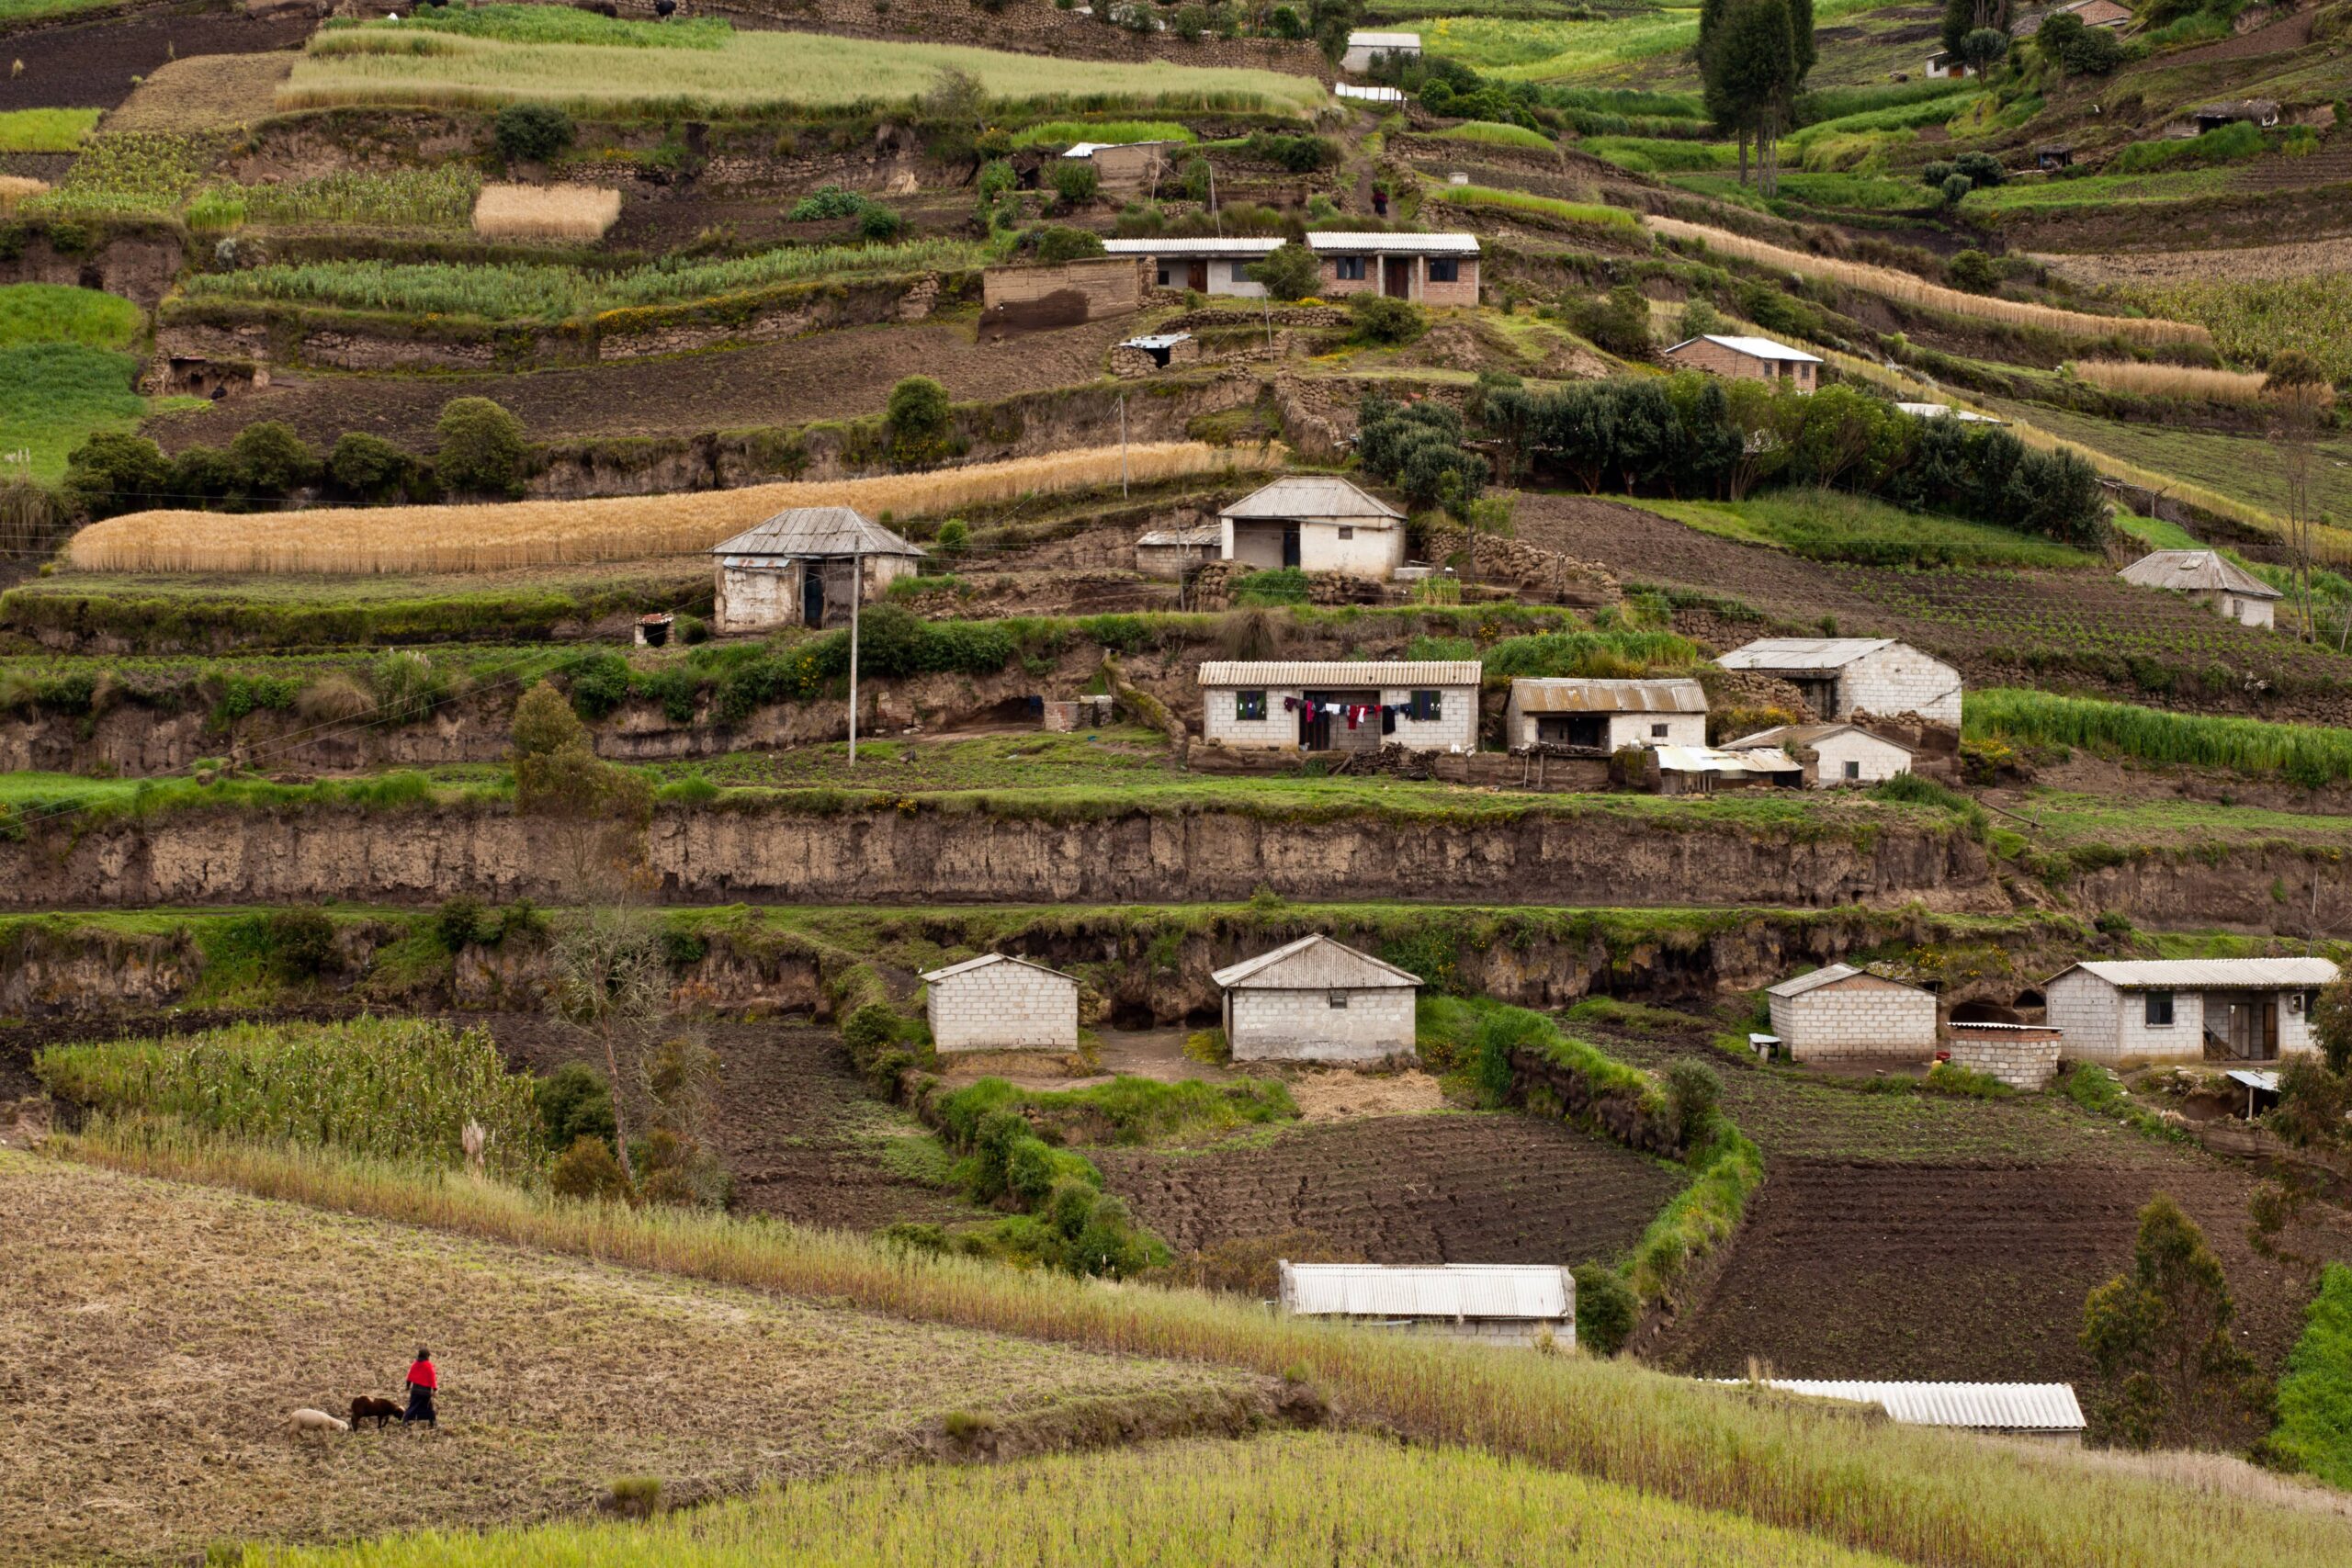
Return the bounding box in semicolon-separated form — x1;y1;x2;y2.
920;953;1080;1053
1503;677;1706;751
1197;660;1481;756
1279;1262;1573;1348
1766;964;1939;1064
1219;475;1407;577
1100;233;1479;305
1213;934;1421;1064
1716;638;1962;728
1724;723;1915;787
2043;958;2338;1066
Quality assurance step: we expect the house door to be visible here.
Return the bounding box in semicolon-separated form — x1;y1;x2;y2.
801;563;825;628
1281;524;1301;568
1187;260;1209;291
1383;257;1412;299
1538;716;1607;749
1300;688;1379;753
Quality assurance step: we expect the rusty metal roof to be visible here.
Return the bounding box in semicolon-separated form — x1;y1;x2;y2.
1196;660;1481;687
1724;1381;2086;1432
711;507;923;562
2117;549;2283;600
1219;475;1404;523
1509;677;1707;715
1281;1262;1569;1320
2049;958;2337;991
1212;934;1422;991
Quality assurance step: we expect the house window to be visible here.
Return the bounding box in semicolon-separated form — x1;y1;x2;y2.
1333;256;1366;281
1651;723;1669;739
1156;265;1173;287
1843;760;1860;781
1338;525;1354;540
1407;690;1442;721
1229;260;1251;283
1429;258;1459;283
1328;991;1349;1009
2145;991;2176;1027
1235;689;1268;721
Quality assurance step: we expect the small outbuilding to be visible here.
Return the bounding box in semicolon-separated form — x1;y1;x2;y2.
920;953;1080;1054
1212;934;1421;1064
1197;660;1481;755
1340;29;1421;73
1135;521;1222;579
1218;475;1408;577
2033;143;2075;171
1723;1381;2086;1442
1653;743;1803;795
1716;637;1962;728
1766;963;1939;1064
709;507;925;633
2175;98;2280;136
1659;333;1822;392
1280;1261;1573;1348
1923;49;1975;78
1503;676;1706;751
1102;235;1281;296
1059;139;1175;198
1724;722;1915;787
2042;957;2337;1065
2116;549;2281;630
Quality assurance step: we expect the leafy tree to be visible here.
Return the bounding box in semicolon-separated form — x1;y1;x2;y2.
2311;974;2352;1075
1574;1262;1638;1355
1945;247;1999;293
327;432;413;500
1956;25;2008;74
62;431;168;519
1580;284;1654;358
228;421;317;496
2038;9;2125;73
2081;1194;2261;1449
886;375;955;468
435;396;528;497
1941;0;2008;53
1705;0;1804;194
1173;3;1207;39
1246;240;1321;302
169;445;241;505
1953;150;2004;186
493;103;574;164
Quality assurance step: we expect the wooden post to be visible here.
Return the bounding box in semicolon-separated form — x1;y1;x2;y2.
848;544;862;766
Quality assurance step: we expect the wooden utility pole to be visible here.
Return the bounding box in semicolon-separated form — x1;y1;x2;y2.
847;543;862;766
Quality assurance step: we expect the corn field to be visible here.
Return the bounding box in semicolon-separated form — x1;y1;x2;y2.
1645;215;2211;347
242;1432;1903;1567
66;443;1283;574
2120;274;2352;383
2069;359;2288;406
39;1019;544;1180
184;165;484;232
472;183;623;241
71;1126;2352;1568
1964;688;2352;786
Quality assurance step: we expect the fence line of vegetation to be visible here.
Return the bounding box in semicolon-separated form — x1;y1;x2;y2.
64;443;1282;574
61;1125;2352;1568
1645;215;2211;346
1963;689;2352;788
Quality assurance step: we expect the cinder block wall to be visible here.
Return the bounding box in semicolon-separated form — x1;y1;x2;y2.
1845;648;1962;726
1770;980;1938;1063
928;964;1079;1052
1944;1032;2062;1089
1228;987;1416;1062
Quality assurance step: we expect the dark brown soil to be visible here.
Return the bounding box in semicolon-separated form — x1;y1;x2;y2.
147;315;1136;452
1519;492;2352;724
0;5;316;112
1093;1112;1683;1267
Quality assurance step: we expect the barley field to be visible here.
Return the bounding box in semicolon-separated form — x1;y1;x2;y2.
472;183;623;241
279;23;1330;118
0;175;48;210
1644;216;2211;347
2070;359;2285;405
65;444;1283;574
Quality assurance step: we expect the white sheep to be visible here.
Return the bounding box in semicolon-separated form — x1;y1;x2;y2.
288;1407;349;1435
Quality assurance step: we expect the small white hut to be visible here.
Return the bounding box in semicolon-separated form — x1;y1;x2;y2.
709;507;925;633
919;953;1080;1053
1211;935;1420;1064
1278;1261;1573;1348
1766;964;1938;1064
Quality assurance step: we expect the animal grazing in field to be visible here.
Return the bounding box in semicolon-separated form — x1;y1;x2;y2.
288;1408;349;1435
349;1396;404;1429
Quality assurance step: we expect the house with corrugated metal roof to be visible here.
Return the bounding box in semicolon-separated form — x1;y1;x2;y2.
1717;637;1962;728
1503;677;1706;751
1340;28;1421;73
1721;1381;2086;1441
2117;549;2281;629
1723;722;1915;788
2043;958;2338;1064
1660;333;1822;392
1101;232;1479;303
1196;659;1481;755
920;953;1080;1054
708;507;924;633
1217;475;1408;578
1134;521;1221;579
1280;1261;1573;1347
1214;935;1422;1063
1767;964;1939;1064
1653;743;1804;795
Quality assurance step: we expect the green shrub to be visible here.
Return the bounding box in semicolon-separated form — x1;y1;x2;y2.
1049;160;1100;209
789;186;868;220
1030;224;1104;263
494;103;576;164
536;1061;618;1154
886;374;954;467
1349;293;1425;346
550;1133;634;1201
567;651;631;719
434;895;489;953
1243;130;1336;172
1573;1261;1638;1355
2267;1263;2352;1488
228;421;318;495
371;649;453;725
1945;249;1997;295
434;396;528;497
63;431;169;519
1246;240;1320;303
606;1476;662;1519
1665;1060;1721;1144
855;202;903;242
326;431;413;500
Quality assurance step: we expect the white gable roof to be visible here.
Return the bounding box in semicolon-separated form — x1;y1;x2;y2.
1717;637;1901;672
2117;549;2283;600
1667;333;1823;365
1725;1381;2085;1432
920;953;1076;986
1767;963;1926;998
1306;231;1480;256
1221;474;1404;523
711;507;924;562
1101;237;1283;258
1196;660;1482;687
2048;958;2337;991
1281;1261;1568;1319
1346;30;1422;49
1211;933;1421;990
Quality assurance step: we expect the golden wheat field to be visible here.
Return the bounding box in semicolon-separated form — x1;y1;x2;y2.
472;183;623;241
1644;216;2211;347
65;444;1283;574
2070;360;2294;405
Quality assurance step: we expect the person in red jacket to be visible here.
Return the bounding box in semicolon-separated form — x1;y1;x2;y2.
402;1348;438;1428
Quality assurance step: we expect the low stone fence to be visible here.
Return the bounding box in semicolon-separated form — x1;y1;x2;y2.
1942;1023;2063;1090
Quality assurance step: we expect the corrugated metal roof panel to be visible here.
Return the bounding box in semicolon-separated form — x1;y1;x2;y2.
1220;475;1405;522
1724;723;1917;754
1895;401;2003;424
1764;963;1928;999
1283;1261;1569;1320
1335;83;1405;102
1726;1381;2086;1431
2052;958;2337;990
2117;549;2283;599
1666;333;1823;365
1347;30;1423;47
1212;934;1422;991
919;953;1075;986
1136;524;1221;547
1196;660;1482;687
1716;637;1898;672
1655;744;1801;776
1101;237;1282;257
711;507;924;561
1509;677;1708;715
1306;232;1480;255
